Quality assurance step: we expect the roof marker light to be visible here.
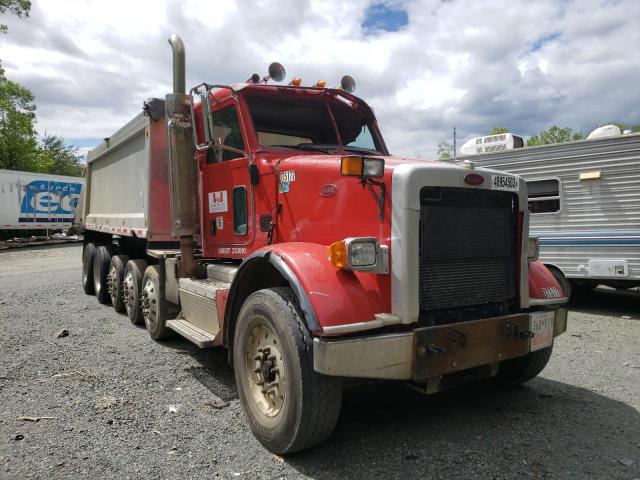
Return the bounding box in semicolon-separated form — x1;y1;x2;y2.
315;80;327;88
289;77;302;86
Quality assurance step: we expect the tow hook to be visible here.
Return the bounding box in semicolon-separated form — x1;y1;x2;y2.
502;321;534;340
425;345;447;358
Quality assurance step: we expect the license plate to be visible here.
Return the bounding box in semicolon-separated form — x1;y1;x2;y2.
491;174;519;192
530;311;555;352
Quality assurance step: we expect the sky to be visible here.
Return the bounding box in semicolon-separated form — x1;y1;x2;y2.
1;0;639;159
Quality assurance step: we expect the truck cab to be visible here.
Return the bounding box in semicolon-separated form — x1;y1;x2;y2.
78;34;568;455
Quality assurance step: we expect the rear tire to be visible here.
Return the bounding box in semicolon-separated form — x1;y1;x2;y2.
142;265;172;340
495;344;554;387
233;287;342;454
82;243;96;294
107;255;129;312
123;259;147;324
93;246;112;304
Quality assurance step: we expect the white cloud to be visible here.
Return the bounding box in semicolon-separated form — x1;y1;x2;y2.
1;0;639;158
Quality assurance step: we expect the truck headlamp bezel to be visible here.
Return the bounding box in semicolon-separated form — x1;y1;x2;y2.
328;237;389;274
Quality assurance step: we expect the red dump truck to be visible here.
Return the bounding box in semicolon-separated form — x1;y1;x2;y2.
77;34;568;453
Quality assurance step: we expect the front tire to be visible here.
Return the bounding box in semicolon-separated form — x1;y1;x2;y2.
233;287;342;454
93;246;112;304
548;266;571;299
107;255;129;312
82;243;96;294
495;344;554;387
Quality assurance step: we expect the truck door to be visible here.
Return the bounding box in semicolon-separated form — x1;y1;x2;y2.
201;98;253;257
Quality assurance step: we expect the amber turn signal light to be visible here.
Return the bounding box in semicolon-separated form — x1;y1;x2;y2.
328;240;348;269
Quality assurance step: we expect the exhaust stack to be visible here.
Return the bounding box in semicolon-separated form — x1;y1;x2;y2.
166;34;198;278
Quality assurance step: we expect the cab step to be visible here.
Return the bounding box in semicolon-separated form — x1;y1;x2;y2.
166;319;216;348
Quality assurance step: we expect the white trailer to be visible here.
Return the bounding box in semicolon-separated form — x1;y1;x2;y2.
0;169;84;230
458;132;640;294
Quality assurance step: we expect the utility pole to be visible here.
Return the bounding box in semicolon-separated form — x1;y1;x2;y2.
453;126;457;161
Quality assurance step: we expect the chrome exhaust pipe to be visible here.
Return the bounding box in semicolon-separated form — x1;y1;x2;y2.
168;34;186;94
166;33;198;278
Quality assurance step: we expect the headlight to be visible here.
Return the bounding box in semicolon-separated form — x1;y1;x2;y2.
340;156;384;179
328;237;388;273
527;237;540;261
349;239;377;267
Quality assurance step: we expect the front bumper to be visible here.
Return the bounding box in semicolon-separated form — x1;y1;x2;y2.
313;309;567;380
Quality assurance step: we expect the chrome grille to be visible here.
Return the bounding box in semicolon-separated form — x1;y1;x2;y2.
419;187;518;317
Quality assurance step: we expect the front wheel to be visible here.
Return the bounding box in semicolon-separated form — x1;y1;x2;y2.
233;287;342;454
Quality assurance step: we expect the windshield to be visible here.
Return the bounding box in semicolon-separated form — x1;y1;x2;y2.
244;93;385;155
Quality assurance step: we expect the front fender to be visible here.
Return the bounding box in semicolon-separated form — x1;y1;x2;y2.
528;260;568;305
241;242;388;335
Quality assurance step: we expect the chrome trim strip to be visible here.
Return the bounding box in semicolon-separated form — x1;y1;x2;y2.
321;313;401;335
529;297;569;306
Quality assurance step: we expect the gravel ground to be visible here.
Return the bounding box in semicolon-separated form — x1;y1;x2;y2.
0;244;639;479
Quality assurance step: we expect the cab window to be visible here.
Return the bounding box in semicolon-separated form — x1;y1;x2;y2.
209;105;245;163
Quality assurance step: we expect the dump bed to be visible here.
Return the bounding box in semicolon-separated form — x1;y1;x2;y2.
80;99;175;242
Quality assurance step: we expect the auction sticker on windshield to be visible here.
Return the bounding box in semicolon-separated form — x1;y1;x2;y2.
530;310;554;352
491;174;519;192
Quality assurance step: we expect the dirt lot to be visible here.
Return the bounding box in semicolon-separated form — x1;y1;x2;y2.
0;244;639;479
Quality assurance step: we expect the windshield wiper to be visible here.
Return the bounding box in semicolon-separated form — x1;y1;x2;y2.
293;143;338;154
342;146;382;156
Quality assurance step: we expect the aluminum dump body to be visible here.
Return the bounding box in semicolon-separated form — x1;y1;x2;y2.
80;99;175;242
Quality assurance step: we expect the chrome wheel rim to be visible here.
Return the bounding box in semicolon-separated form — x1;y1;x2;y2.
141;278;157;329
107;264;118;304
123;271;135;317
244;321;286;418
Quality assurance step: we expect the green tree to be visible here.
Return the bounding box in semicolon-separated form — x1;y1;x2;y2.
37;133;84;176
0;67;40;171
489;127;509;135
527;125;582;146
437;141;453;160
0;0;31;34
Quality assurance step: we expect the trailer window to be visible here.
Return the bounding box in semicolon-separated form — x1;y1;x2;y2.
528;179;561;213
209;105;245;163
233;186;248;235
